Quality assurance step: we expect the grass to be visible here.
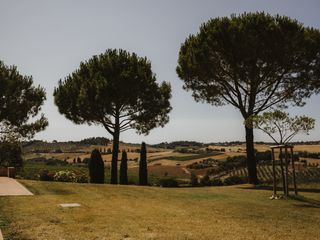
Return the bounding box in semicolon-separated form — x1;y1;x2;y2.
0;181;320;239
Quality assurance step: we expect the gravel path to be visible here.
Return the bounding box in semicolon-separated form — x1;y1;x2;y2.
0;177;33;196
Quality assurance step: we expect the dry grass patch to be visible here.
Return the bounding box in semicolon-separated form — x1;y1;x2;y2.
0;181;320;240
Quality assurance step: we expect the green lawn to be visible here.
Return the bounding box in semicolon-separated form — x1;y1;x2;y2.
0;181;320;239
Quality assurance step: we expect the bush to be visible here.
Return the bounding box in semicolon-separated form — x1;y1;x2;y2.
39;169;54;181
158;178;179;187
0;142;23;168
217;155;247;172
45;158;68;166
200;174;211;186
211;178;223;186
88;149;104;183
82;158;90;164
73;171;88;183
190;173;199;187
223;176;245;185
53;170;88;183
54;170;76;182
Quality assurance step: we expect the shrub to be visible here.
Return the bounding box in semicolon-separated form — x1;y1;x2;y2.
200;174;211;186
158;178;179;187
190;173;199;187
88;149;104;184
73;171;88;183
82;158;90;164
120;150;128;185
0;142;23;168
217;155;247;172
45;158;68;166
223;175;245;185
139;142;148;186
39;169;54;181
54;170;76;182
211;178;223;186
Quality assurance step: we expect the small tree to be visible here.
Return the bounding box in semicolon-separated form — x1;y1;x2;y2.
247;110;315;196
190;173;198;187
88;149;105;184
139;142;148;185
0;141;23;168
246;110;315;144
120;150;128;185
200;173;211;186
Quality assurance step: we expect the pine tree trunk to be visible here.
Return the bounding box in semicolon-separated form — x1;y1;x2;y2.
245;126;258;184
110;128;119;184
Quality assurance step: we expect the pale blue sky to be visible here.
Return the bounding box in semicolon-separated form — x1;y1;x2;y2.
0;0;319;143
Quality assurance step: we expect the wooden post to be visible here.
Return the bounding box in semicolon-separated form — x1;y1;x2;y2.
271;148;277;197
284;147;289;196
291;147;298;195
279;147;286;195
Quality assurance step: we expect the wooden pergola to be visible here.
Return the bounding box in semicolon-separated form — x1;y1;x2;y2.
270;144;298;199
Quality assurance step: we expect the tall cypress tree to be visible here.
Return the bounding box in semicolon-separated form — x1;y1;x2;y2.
88;149;105;184
139;142;148;185
120;150;128;185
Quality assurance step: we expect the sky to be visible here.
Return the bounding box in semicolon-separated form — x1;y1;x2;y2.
0;0;320;144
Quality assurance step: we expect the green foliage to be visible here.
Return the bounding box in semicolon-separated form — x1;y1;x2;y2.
177;12;320;111
223;176;246;185
0;60;48;141
297;151;320;159
158;177;179;187
53;170;88;183
211;178;223;186
217;155;247;172
247;110;315;144
255;151;272;163
187;158;218;169
38;169;55;181
54;49;172;184
120;150;128;185
53;49;171;135
88;149;104;184
200;174;211;186
0;141;23;168
176;12;320;184
139;142;148;185
190;173;199;187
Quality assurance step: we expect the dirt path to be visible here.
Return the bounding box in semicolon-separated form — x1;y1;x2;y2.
0;177;33;196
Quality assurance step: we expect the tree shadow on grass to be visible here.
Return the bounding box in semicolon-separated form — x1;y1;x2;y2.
289;195;320;209
238;184;320;193
238;184;320;208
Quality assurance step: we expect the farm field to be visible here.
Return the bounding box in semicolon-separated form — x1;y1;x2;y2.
19;142;320;184
0;180;320;240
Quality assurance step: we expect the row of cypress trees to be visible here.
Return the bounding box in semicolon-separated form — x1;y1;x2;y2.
88;142;148;185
